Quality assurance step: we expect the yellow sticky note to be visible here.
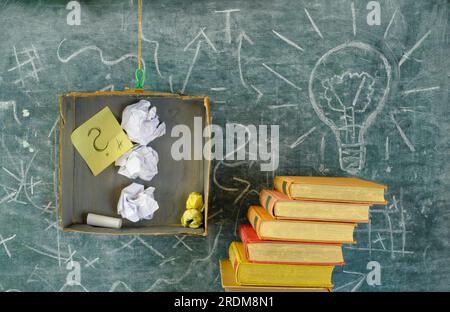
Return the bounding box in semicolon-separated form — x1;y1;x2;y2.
71;107;133;176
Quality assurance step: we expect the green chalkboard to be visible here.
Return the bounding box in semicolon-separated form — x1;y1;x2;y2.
0;0;449;291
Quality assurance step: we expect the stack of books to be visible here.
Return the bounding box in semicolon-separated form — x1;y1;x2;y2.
220;176;386;292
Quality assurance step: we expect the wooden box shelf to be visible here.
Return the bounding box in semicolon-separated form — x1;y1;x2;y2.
59;90;211;236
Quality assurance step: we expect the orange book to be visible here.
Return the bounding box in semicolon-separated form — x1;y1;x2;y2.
247;205;356;244
274;176;387;204
240;224;344;265
260;189;370;223
229;242;334;288
219;260;332;292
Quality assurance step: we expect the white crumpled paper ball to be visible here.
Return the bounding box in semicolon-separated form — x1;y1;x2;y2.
121;100;166;146
117;183;159;222
115;145;159;181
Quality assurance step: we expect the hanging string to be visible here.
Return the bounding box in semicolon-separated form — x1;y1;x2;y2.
135;0;145;89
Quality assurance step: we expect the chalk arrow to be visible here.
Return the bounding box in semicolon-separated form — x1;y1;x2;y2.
237;31;254;88
250;84;263;102
142;33;163;78
180;40;202;94
237;31;254;46
109;281;133;292
232;177;251;205
183;28;217;52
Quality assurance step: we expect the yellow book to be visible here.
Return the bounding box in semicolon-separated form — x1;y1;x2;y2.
240;224;344;265
219;260;332;292
274;176;386;204
229;242;334;288
248;206;356;244
71;107;133;176
260;189;370;223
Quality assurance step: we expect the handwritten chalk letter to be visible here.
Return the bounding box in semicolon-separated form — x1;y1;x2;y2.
367;1;381;26
66;1;81;26
71;107;133;176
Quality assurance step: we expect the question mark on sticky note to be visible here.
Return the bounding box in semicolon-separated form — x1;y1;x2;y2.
88;127;109;152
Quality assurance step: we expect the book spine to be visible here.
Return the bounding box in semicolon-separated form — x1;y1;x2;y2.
239;225;254;244
228;243;241;284
259;190;276;217
239;225;247;243
247;208;262;238
274;177;292;198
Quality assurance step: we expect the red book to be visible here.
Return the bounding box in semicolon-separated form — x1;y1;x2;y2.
239;224;345;265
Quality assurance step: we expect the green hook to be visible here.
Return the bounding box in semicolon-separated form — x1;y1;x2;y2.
135;68;145;89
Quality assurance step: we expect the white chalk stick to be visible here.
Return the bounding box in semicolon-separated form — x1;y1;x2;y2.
87;213;122;229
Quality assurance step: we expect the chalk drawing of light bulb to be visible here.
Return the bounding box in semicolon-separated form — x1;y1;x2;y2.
309;42;392;174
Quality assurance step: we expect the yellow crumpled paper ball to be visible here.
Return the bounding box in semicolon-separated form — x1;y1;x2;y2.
186;192;204;211
181;209;203;229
